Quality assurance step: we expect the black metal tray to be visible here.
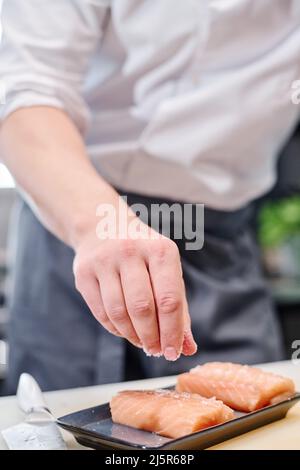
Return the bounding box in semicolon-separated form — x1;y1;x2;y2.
57;391;300;450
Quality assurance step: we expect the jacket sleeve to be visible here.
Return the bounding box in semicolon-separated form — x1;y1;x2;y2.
0;0;109;132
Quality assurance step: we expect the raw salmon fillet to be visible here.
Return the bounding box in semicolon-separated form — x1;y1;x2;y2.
110;389;234;439
176;362;295;412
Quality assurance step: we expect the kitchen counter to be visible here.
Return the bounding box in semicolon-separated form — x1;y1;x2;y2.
0;360;299;450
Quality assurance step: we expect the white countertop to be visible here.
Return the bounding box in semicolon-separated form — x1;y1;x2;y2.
0;360;299;450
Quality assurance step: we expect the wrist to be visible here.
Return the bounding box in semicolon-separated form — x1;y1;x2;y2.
67;183;119;250
69;192;152;251
68;186;138;251
69;213;98;251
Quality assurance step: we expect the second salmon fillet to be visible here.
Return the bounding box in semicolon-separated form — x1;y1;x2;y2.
110;389;234;439
176;362;295;412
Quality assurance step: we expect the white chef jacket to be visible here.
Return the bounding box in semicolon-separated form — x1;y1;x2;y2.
0;0;300;209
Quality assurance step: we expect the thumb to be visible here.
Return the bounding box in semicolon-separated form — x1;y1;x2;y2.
182;293;197;356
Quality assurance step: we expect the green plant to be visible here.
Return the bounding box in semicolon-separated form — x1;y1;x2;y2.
258;195;300;248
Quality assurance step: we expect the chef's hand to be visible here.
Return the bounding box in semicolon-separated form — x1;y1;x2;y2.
73;216;197;361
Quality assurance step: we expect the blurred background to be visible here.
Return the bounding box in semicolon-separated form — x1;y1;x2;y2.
0;0;300;394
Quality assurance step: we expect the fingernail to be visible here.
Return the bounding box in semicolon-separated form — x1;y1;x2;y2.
164;347;179;361
143;347;162;358
149;349;162;357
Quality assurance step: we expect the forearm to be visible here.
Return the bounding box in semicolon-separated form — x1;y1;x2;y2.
0;106;119;248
